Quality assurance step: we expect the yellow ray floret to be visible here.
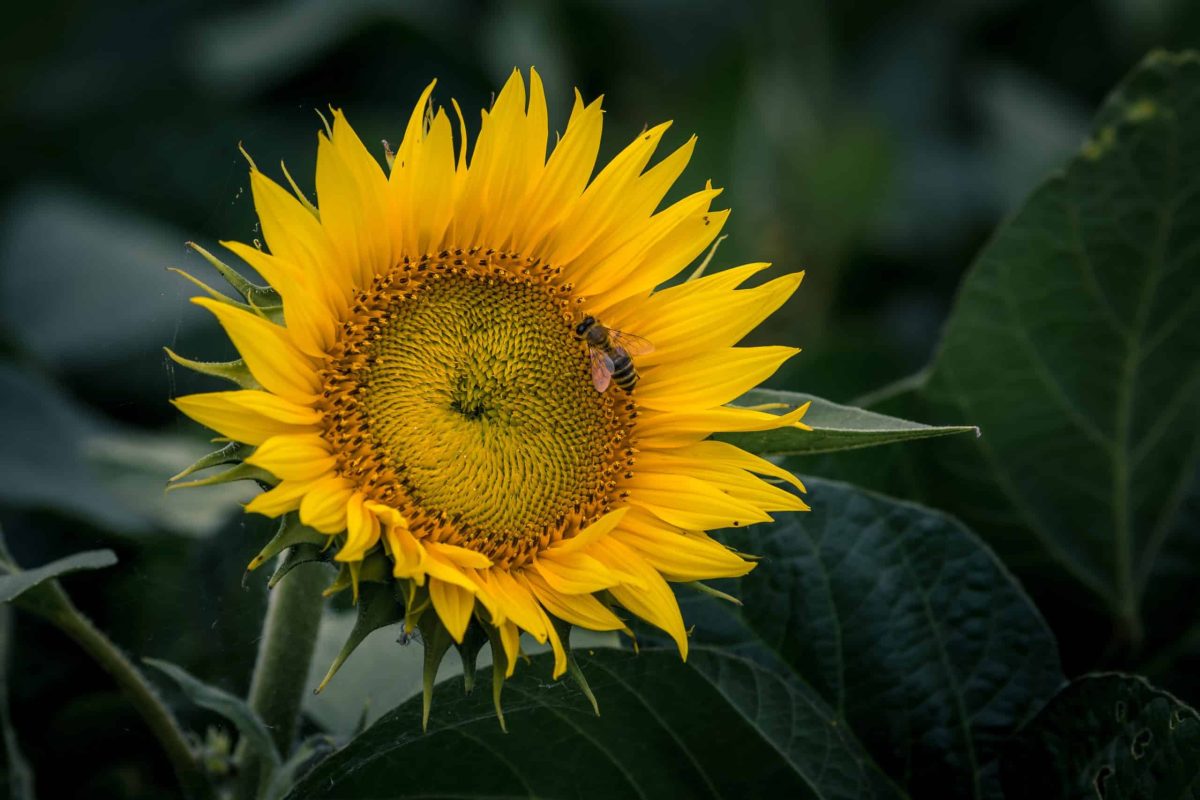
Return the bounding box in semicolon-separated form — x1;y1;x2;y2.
172;68;808;683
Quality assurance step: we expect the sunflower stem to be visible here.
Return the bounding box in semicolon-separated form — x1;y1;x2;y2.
236;558;327;794
15;581;211;799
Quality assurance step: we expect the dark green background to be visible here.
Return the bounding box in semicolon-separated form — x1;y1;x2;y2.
2;1;1199;797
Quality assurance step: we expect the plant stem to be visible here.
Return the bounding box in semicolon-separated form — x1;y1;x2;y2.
18;581;209;799
235;559;327;798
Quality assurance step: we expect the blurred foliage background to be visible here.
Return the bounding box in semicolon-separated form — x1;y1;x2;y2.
2;1;1199;797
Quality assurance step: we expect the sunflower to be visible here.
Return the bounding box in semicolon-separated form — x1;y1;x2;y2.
171;69;809;711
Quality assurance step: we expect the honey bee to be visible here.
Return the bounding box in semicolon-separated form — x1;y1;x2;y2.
575;315;655;393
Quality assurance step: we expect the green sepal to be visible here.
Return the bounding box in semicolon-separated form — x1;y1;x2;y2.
169;267;257;313
187;241;283;311
165;461;273;491
268;543;327;590
455;618;489;695
322;551;391;602
418;613;455;731
247;291;285;324
483;622;509;733
321;562;352;597
168;440;251;483
403;582;430;636
165;348;259;390
355;551;392;585
685;581;743;606
314;581;403;694
248;514;327;572
549;617;600;717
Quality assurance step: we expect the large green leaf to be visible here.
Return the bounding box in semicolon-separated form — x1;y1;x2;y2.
0;365;253;537
288;648;904;800
0;607;33;800
0;549;116;604
719;387;976;455
145;658;281;796
824;51;1200;671
678;477;1063;800
145;658;278;764
1002;673;1200;799
287;479;1060;799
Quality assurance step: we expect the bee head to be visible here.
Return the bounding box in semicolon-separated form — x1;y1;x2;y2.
574;316;595;338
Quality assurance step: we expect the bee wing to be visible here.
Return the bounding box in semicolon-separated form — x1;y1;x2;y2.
607;329;655;356
589;348;615;393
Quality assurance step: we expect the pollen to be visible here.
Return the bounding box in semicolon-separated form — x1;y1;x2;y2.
319;250;636;568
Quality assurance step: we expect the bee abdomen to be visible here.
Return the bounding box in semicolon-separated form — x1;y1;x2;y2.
611;354;638;392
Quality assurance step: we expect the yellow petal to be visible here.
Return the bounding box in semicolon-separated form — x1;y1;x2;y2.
612;514;755;581
623;472;772;531
549;508;627;555
425;542;492;570
244;478;313;518
383;522;427;584
635;402;811;449
482;569;546;643
248;168;339;279
546;121;672;266
172;390;319;445
572;180;715;298
222;240;340;357
523;572;626;631
635;453;809;513
429;578;476;643
391;80;438;179
421;548;486;594
590;537;688;658
604;269;805;364
498;620;521;677
532;550;620;595
338;492;382;562
330;109;397;277
404;109;457;254
246;433;336;482
299;476;353;533
456;70;535;246
637;346;799;411
515;91;604;251
192;298;319;403
673;439;808;494
533;600;568;678
613;203;730;301
568;136;698;293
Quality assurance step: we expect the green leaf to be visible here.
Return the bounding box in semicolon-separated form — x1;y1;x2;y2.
0;607;34;800
677;477;1064;799
286;648;904;800
1002;673;1200;799
287;479;1060;799
833;51;1200;660
719;387;976;455
263;735;335;800
0;550;116;604
0;365;253;537
144;657;281;794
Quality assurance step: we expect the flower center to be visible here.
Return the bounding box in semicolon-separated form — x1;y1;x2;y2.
319;250;636;568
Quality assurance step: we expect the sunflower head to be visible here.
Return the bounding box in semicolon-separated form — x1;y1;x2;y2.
169;69;809;727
